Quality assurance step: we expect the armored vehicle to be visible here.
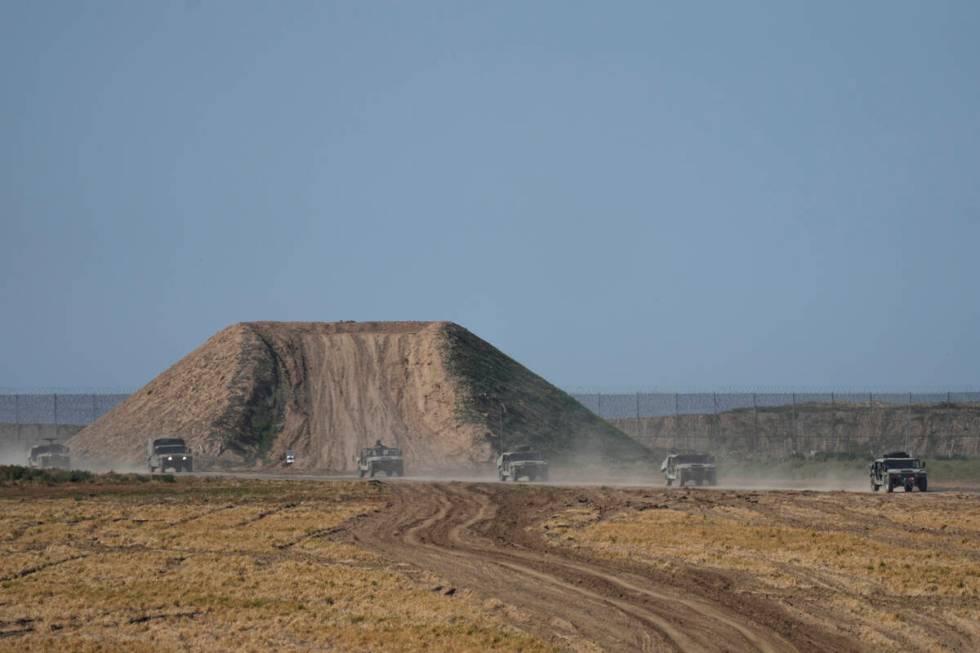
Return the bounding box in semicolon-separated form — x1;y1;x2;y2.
356;441;404;477
147;437;193;473
28;439;71;470
497;447;549;482
869;451;927;492
661;453;717;487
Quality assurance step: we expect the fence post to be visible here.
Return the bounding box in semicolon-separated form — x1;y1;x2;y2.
830;392;836;453
635;392;640;439
906;392;912;452
712;392;719;454
670;393;677;452
791;392;797;455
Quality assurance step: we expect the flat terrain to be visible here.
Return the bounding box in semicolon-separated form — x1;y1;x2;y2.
2;474;978;651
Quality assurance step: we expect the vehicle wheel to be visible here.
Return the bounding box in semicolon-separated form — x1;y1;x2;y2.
918;479;928;492
666;478;672;487
887;483;894;493
871;480;878;492
369;467;376;478
357;469;365;478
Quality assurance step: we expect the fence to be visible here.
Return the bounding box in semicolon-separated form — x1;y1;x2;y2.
2;391;979;457
569;391;980;458
0;394;129;426
569;391;980;418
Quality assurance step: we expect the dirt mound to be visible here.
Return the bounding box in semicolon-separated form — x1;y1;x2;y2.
69;322;646;471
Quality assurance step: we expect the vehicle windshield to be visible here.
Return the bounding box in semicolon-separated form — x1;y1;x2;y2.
30;444;68;456
155;445;188;454
883;459;917;470
674;454;712;464
365;447;401;457
506;452;543;462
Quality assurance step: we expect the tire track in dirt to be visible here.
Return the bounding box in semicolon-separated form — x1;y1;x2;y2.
351;482;851;652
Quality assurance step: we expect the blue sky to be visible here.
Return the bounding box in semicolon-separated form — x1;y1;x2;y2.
1;1;978;391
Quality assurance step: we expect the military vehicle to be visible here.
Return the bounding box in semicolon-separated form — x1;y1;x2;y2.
147;437;193;473
28;439;71;470
869;451;927;492
356;441;404;477
661;453;717;487
497;447;549;482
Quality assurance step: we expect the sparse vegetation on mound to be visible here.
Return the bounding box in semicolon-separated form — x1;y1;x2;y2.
440;323;649;462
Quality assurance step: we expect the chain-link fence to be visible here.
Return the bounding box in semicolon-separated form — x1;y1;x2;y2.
0;394;129;426
2;390;978;458
570;391;980;458
570;391;980;417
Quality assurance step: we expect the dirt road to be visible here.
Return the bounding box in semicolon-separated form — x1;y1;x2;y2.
350;482;856;652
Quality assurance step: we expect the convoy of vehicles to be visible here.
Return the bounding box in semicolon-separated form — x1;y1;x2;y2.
339;441;932;494
497;447;549;482
147;437;193;473
661;453;717;487
356;441;404;477
27;439;71;470
869;451;927;492
23;432;926;492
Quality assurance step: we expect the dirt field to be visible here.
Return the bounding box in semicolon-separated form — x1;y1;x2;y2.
2;476;978;651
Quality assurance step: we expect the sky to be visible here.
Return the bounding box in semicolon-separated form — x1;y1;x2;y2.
1;1;979;392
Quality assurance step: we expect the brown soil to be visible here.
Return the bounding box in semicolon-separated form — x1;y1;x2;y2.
349;483;847;651
4;475;977;651
347;481;980;651
69;322;644;472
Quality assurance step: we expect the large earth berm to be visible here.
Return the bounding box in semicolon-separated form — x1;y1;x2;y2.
69;321;646;471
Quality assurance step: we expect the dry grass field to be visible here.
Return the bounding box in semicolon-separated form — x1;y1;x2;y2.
3;471;979;651
539;488;980;650
0;475;551;652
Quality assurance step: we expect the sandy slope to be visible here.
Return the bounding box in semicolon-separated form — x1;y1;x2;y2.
69;321;645;472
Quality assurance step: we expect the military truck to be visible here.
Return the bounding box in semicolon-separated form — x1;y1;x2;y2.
869;451;927;492
28;439;71;470
661;453;717;487
147;437;193;473
356;441;404;477
497;447;549;482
